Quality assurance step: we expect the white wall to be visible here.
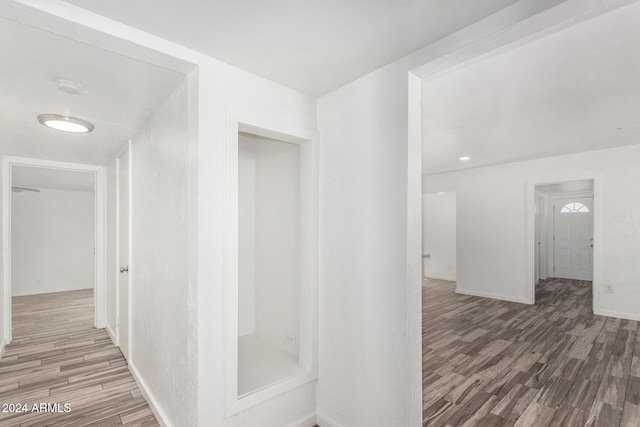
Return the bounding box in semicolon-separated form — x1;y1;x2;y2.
315;1;579;425
0;9;320;425
253;135;301;355
196;59;317;427
238;135;257;337
106;157;117;338
130;80;193;427
422;192;456;281
423;144;640;320
11;188;94;296
239;133;303;348
315;1;629;424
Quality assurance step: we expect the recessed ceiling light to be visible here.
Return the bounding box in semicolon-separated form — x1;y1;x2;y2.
37;114;94;133
459;156;471;161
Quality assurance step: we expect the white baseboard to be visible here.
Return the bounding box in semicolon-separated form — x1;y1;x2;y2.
317;413;344;427
595;308;640;322
0;339;6;361
105;324;116;346
455;288;530;305
424;274;456;281
288;413;317;427
128;362;172;427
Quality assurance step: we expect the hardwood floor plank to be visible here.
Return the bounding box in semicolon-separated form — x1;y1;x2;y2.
512;402;555;427
0;289;159;426
565;379;602;412
423;278;639;426
621;402;640;427
585;401;622;427
491;383;538;421
549;405;587;427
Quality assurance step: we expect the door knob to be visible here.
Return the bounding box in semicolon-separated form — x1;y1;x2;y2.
120;266;129;273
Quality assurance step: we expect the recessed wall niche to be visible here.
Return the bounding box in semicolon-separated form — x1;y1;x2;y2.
231;125;317;411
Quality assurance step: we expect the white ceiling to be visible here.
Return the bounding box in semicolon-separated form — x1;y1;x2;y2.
422;1;640;175
0;17;186;166
64;0;523;96
13;166;94;192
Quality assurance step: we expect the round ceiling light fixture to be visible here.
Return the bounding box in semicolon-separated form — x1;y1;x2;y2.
37;114;94;133
459;156;471;161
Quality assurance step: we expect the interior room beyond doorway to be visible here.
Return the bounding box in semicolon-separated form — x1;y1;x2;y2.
534;179;595;305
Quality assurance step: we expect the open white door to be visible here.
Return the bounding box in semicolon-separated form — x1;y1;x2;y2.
553;197;593;280
117;148;130;360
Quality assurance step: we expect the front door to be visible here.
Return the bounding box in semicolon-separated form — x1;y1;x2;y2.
553;197;593;280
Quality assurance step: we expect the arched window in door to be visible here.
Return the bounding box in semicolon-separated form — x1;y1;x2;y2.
560;202;589;213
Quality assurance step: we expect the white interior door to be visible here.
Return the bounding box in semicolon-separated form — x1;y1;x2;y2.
117;148;130;360
535;196;540;283
553;197;593;280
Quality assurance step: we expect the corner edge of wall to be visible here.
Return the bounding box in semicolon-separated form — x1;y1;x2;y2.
316;413;345;427
128;362;173;427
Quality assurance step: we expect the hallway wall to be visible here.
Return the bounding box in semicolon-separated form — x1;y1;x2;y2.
315;0;609;425
130;80;192;427
12;188;94;296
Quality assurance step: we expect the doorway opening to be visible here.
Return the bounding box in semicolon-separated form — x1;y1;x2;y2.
532;179;595;307
2;158;106;344
422;191;457;284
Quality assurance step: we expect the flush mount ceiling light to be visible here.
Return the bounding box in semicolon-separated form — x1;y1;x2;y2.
37;114;94;133
459;156;471;161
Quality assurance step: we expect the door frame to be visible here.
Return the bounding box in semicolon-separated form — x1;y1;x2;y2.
526;176;601;313
1;156;107;344
115;143;131;357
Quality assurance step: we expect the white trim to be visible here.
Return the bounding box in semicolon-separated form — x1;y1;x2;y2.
224;111;319;416
1;156;107;345
316;413;345;427
128;362;172;427
105;323;116;345
115;144;132;360
115;154;121;348
287;413;317;427
526;177;601;311
595;309;640;322
424;275;456;282
0;339;6;360
455;288;530;305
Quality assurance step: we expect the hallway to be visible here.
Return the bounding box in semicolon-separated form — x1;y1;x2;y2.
0;290;157;426
423;278;640;426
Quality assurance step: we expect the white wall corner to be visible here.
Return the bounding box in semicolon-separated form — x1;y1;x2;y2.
595;309;640;322
128;362;173;427
424;274;457;282
287;413;318;427
316;413;345;427
455;288;531;305
105;323;116;346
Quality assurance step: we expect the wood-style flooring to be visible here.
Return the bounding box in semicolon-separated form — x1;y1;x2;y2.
0;289;158;426
423;277;640;427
